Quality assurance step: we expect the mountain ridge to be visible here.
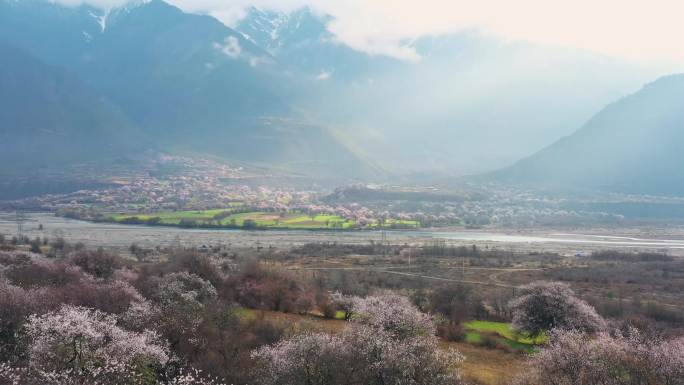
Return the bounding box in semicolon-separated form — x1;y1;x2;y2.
0;41;144;170
491;74;684;194
0;0;380;179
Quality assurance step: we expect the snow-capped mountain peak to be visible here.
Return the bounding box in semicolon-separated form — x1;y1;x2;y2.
236;6;329;54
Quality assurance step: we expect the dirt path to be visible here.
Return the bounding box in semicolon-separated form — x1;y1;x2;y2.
289;265;525;288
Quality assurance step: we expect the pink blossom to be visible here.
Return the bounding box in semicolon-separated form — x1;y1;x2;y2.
509;281;606;336
26;305;169;372
514;329;684;385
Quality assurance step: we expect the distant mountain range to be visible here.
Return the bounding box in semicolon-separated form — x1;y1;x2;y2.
0;0;377;178
492;74;684;195
0;0;669;182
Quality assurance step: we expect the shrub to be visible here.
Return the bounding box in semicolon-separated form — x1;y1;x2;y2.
436;319;465;342
166;251;223;287
319;299;337;319
60;279;145;315
229;262;313;313
29;239;41;254
478;332;495;348
0;280;38;361
428;284;476;323
5;258;82;288
70;248;122;279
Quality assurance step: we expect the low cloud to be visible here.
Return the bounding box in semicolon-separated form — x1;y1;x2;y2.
316;70;331;80
213;36;242;58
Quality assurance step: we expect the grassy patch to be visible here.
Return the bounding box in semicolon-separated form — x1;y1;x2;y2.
465;331;482;344
463;320;546;352
445;341;524;385
464;321;546;345
334;311;347;320
231;307;259;321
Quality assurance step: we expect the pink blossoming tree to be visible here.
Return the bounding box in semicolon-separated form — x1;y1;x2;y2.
514;328;684;385
25;305;169;373
252;293;464;385
509;281;606;337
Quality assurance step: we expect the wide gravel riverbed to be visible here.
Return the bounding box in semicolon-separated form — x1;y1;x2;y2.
2;212;684;255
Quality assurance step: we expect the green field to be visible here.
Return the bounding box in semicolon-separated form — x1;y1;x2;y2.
107;209;419;230
368;219;421;228
463;321;546;350
109;210;355;229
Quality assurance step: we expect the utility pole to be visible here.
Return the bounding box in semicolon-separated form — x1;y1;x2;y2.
408;248;411;268
381;230;387;257
462;245;466;277
15;211;25;243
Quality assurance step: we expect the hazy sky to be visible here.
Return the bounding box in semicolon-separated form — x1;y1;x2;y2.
57;0;684;66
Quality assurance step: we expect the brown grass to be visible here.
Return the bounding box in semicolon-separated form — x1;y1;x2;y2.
445;341;525;385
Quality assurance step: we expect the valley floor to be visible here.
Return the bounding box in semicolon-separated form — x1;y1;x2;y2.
3;212;684;256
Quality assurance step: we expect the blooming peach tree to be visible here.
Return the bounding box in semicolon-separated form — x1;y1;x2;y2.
25;305;169;373
509;281;606;337
252;293;464;385
514;328;684;385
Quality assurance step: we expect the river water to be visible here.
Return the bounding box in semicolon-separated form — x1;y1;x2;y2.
1;212;683;254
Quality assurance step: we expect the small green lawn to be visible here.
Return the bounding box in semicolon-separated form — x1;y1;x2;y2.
464;321;546;345
465;331;482;344
463;321;547;350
